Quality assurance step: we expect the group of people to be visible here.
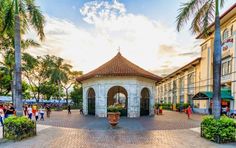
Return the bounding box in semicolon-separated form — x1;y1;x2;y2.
23;104;52;121
0;103;15;126
0;103;53;127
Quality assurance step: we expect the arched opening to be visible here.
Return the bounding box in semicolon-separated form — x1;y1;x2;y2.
140;88;150;116
107;86;128;116
87;88;95;115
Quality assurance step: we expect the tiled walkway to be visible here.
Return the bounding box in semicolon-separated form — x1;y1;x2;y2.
0;110;235;148
37;110;202;131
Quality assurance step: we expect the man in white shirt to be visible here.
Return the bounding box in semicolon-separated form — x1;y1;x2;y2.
27;105;33;119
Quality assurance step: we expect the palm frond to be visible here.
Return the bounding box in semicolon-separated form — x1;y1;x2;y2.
176;0;203;32
220;0;225;8
202;1;215;36
2;0;14;33
190;0;214;34
21;39;40;49
25;0;45;40
19;0;29;34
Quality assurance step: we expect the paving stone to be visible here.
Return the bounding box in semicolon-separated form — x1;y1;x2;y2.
0;110;235;148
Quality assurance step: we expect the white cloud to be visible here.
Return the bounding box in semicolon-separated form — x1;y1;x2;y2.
26;0;200;75
80;0;126;24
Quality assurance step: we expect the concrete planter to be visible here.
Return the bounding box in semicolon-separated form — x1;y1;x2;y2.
107;112;121;127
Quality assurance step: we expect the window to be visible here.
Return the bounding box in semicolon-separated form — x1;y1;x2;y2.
164;84;167;95
188;73;194;85
179;77;184;95
222;58;232;76
230;25;233;36
188;72;195;94
222;29;229;41
168;82;171;93
173;80;177;95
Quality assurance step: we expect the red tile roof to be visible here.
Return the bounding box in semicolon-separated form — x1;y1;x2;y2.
76;52;162;82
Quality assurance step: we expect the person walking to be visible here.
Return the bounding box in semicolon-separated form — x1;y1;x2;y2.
5;103;15;118
68;104;71;114
39;106;45;121
32;104;37;117
46;105;51;118
35;110;39;121
226;106;230;117
23;105;28;116
0;104;5;126
186;105;192;119
27;105;33;120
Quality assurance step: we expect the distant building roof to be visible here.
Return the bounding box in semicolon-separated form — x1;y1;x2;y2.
158;57;201;83
76;52;162;82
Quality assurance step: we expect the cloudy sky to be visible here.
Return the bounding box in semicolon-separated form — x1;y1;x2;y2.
26;0;235;76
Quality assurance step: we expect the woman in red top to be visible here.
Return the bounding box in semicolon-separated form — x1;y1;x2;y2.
186;105;192;119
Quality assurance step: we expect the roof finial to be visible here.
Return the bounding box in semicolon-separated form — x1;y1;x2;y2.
117;46;121;53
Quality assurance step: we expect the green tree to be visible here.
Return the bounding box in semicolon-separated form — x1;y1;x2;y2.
176;0;225;119
0;43;39;102
70;84;83;108
62;70;83;105
39;82;59;100
22;53;41;101
1;0;45;116
22;81;31;99
0;49;14;96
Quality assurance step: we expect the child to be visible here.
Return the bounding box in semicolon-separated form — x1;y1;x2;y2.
35;110;39;121
27;105;32;120
186;105;192;119
39;106;45;121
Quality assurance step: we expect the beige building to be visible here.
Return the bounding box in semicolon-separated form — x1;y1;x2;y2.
157;3;236;114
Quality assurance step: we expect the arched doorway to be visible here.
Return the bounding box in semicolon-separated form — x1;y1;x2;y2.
87;88;95;115
107;86;128;116
140;88;150;116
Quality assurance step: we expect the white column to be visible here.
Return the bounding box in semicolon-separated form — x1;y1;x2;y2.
150;86;155;116
96;84;107;117
127;84;139;118
83;86;88;115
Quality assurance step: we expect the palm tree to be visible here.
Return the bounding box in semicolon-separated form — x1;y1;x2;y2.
1;0;45;116
176;0;224;119
46;56;72;101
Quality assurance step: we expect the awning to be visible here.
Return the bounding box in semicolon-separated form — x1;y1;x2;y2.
192;91;233;101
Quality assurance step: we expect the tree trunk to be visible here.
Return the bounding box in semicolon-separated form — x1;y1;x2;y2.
14;7;23;116
58;81;61;100
66;88;69;105
37;88;40;103
11;80;15;104
212;0;221;119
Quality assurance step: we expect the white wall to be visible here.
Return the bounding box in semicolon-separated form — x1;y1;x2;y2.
82;76;156;118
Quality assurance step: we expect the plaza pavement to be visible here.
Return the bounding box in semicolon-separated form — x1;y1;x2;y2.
0;110;235;148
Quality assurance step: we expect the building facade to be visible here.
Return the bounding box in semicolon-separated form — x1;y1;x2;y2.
156;58;201;106
157;4;236;114
77;52;161;118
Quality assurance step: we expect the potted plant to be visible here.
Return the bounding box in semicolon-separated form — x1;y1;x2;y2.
154;103;159;115
107;105;123;127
